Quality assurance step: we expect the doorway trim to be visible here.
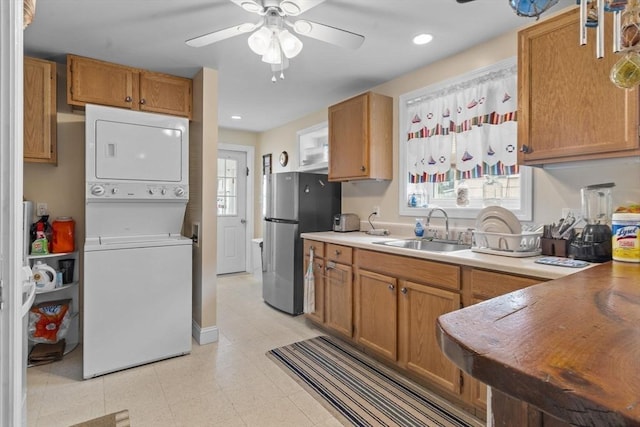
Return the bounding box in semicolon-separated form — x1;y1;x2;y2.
1;0;25;424
218;143;255;273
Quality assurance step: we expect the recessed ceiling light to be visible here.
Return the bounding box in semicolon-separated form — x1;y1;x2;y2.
413;33;433;45
231;115;242;120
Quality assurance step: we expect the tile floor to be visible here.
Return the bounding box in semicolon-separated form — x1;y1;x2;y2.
27;273;340;427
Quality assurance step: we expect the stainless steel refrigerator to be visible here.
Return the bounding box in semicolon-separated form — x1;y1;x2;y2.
263;172;341;314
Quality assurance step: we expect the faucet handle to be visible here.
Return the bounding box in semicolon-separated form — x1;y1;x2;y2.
424;228;438;240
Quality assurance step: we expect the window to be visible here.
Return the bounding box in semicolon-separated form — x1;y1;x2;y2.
217;157;238;216
398;57;532;221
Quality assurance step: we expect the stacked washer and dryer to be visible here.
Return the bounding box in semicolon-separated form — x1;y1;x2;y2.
83;105;192;379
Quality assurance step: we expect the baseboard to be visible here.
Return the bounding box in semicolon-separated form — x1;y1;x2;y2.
191;320;219;345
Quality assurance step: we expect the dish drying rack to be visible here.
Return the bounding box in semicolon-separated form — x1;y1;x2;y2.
472;230;542;257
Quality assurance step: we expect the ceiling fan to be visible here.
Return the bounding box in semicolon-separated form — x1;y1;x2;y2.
455;0;560;18
186;0;365;81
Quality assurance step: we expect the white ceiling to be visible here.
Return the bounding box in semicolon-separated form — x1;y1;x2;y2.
23;0;573;132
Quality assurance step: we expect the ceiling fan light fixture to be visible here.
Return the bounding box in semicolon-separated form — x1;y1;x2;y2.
248;26;272;55
278;29;303;58
262;34;283;64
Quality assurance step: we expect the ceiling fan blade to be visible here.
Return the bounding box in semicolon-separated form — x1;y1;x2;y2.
185;22;258;48
279;0;326;16
292;20;364;49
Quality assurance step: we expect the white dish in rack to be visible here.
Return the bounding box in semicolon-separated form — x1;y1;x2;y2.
475;206;521;234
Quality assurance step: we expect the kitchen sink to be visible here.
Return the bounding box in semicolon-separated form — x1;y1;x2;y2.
374;238;471;252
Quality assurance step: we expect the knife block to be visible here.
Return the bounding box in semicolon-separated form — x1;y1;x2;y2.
541;238;569;257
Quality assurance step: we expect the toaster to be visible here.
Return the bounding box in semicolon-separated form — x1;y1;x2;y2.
333;213;360;232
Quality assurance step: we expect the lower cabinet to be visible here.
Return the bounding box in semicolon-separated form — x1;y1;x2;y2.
398;280;461;394
302;238;547;417
325;260;353;338
355;249;463;396
461;267;547;413
354;269;398;361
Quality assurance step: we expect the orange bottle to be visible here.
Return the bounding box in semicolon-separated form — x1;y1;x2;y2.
51;217;75;253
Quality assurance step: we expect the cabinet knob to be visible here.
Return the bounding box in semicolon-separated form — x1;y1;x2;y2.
140;98;146;105
335;249;341;256
519;144;531;154
360;166;366;172
401;287;408;295
388;284;395;291
125;96;132;102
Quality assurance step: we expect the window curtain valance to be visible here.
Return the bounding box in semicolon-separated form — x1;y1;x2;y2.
405;60;518;184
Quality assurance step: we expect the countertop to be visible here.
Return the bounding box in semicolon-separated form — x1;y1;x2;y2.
436;261;640;426
301;231;593;279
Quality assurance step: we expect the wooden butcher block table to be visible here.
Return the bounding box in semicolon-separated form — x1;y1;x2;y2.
437;261;640;427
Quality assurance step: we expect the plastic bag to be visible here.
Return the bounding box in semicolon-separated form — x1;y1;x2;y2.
28;299;71;343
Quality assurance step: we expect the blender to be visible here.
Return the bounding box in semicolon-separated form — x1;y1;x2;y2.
569;182;615;262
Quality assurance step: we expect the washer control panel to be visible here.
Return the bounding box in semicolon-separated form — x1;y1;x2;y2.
87;182;189;200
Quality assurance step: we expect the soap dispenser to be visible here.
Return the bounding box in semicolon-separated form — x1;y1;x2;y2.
414;218;425;237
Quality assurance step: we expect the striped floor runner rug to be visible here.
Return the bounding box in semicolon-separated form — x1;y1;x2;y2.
267;335;482;427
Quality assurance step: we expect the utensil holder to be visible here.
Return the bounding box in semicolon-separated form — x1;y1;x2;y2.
541;238;569;257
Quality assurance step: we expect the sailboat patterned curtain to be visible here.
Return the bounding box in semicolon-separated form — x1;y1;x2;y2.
405;62;518;183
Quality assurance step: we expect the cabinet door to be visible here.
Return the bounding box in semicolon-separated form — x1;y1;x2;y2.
464;297;488;414
304;256;325;324
328;93;369;180
518;8;640;165
398;280;461;394
461;267;545;413
355;269;397;361
24;57;57;164
139;71;192;119
67;54;138;109
325;261;353;338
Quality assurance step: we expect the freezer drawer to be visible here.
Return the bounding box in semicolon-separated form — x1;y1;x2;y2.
83;243;192;378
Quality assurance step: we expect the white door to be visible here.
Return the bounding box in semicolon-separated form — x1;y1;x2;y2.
1;1;26;425
217;150;247;275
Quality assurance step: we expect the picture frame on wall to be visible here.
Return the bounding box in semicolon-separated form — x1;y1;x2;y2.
262;153;272;175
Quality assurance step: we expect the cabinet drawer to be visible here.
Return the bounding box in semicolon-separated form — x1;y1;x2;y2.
356;249;460;291
326;244;352;264
468;268;544;300
304;240;325;259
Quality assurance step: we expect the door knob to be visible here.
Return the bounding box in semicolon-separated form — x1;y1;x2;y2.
240;219;246;224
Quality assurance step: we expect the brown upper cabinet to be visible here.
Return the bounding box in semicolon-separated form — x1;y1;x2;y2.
67;54;192;119
24;56;57;164
518;7;640;165
328;91;393;181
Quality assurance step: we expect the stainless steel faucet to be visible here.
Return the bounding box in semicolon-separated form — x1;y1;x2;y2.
426;208;449;240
